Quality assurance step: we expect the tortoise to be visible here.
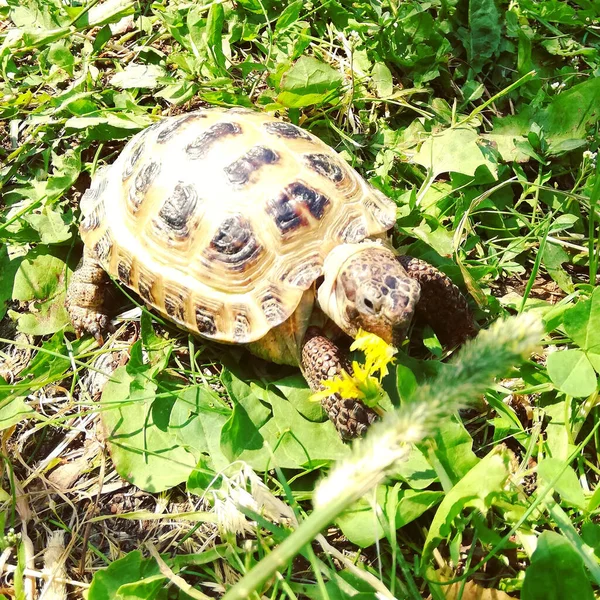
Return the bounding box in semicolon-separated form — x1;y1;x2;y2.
66;108;476;438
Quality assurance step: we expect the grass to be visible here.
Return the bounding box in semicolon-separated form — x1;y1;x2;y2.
1;0;600;598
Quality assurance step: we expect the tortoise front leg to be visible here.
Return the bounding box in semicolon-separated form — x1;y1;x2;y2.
65;247;111;343
301;327;378;439
398;256;477;347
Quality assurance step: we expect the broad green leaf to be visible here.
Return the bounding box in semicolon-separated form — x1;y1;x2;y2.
110;64;166;89
221;402;265;460
206;2;226;71
564;288;600;351
393;446;437;490
547;349;597;397
23;207;71;244
522;531;594;600
93;24;112;52
11;249;71;336
468;0;501;72
485;77;600;160
336;484;442;547
482;125;533;163
582;521;600;552
395;363;418;403
74;0;136;28
372;62;393;97
588;351;600;374
427;416;479;484
423;447;511;561
64;112;153;141
20;332;82;382
10;4;60;28
46;150;81;200
88;551;163;600
261;393;349;467
170;386;231;473
21;27;70;49
539;77;600;154
275;0;302;34
100;365;197;492
413;127;498;178
0;247;21;320
47;41;74;73
542;242;573;294
537;458;586;510
541;397;573;462
272;374;325;421
220;370;270;461
0;376;35;431
278;56;343;108
222;370;270;426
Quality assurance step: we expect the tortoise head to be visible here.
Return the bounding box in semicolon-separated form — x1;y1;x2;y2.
318;244;420;347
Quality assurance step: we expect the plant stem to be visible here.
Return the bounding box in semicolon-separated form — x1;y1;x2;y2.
222;472;381;600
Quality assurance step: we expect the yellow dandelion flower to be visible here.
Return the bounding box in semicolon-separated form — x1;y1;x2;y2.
311;331;397;409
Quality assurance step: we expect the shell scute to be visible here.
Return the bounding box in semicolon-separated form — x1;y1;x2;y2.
224;146;279;185
128;160;160;211
155;182;199;240
185;121;242;159
205;215;262;270
304;153;345;184
263;121;312;140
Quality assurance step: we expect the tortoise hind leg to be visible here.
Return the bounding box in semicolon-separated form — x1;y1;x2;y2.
301;327;378;439
65;247;111;343
398;256;477;348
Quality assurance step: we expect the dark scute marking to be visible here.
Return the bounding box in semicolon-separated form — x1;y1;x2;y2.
366;191;396;229
93;232;112;262
224;146;279;185
164;293;185;321
122;142;145;181
262;292;286;324
81;205;104;232
340;217;367;243
185;122;242;159
267;195;307;235
209;215;262;267
157;114;202;144
158;182;198;236
117;261;131;285
305;153;344;183
129;160;160;209
81;185;99;205
264;121;311;140
195;306;217;335
138;272;155;303
289;181;330;220
234;313;250;342
284;259;322;288
81;175;108;206
267;181;329;235
385;275;398;289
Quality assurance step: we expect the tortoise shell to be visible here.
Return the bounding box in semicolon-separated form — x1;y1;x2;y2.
79;108;397;343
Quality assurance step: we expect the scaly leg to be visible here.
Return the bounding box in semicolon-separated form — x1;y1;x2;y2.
65;247;111;343
398;256;477;347
301;327;378;439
